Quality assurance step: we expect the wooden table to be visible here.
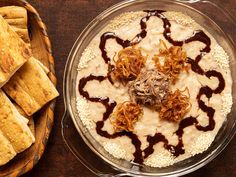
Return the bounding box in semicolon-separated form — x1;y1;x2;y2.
23;0;236;176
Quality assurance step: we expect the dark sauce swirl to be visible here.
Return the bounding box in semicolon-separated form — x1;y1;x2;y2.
78;10;226;164
79;75;143;164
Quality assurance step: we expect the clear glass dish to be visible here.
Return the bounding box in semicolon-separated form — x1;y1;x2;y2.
62;0;236;176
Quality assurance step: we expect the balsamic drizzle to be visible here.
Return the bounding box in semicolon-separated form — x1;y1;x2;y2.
78;10;226;164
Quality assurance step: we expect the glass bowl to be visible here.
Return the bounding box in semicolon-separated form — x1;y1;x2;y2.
62;0;236;176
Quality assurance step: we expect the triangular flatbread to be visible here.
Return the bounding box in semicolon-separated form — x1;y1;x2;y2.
3;57;59;116
0;6;30;43
0;90;35;153
0;15;31;88
0;130;16;166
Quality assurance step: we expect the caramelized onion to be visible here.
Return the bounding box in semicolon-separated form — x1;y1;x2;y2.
110;101;143;132
153;40;190;84
159;88;191;122
112;47;146;82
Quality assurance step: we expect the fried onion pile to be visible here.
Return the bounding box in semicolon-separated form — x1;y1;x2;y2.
111;47;146;82
153;40;190;84
110;101;143;132
159;88;191;122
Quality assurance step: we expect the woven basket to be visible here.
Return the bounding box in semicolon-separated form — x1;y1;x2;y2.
0;0;56;176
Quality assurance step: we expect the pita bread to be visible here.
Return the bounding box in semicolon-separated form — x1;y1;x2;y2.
14;103;29;123
0;6;30;43
14;103;35;136
0;15;31;88
10;26;30;44
0;130;16;166
3;57;59;116
0;90;35;153
34;59;50;74
1;6;50;75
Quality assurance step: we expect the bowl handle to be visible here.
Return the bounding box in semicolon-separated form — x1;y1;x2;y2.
176;0;202;3
62;110;125;176
113;173;134;177
61;111;101;175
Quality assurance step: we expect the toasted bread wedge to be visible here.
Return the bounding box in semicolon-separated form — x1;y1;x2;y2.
3;57;59;116
0;15;31;88
0;6;30;43
0;130;16;166
34;59;50;74
0;90;35;153
14;103;29;123
10;26;29;44
0;6;27;20
14;103;35;136
0;7;50;74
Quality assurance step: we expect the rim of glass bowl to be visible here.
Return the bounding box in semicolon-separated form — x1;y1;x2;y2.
63;0;236;176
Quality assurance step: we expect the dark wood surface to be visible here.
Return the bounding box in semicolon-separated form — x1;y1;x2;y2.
23;0;236;176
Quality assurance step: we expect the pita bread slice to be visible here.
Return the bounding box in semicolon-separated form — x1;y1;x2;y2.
0;130;16;166
14;103;35;136
0;6;50;74
34;59;50;74
10;26;29;44
0;6;27;20
3;57;59;116
14;103;29;124
0;90;35;153
0;15;31;88
0;6;30;44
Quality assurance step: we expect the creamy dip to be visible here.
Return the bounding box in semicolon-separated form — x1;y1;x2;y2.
76;10;232;167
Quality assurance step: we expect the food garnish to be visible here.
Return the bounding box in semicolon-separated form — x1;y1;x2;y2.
128;69;170;110
111;47;146;82
159;88;191;122
153;40;189;84
111;101;143;132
